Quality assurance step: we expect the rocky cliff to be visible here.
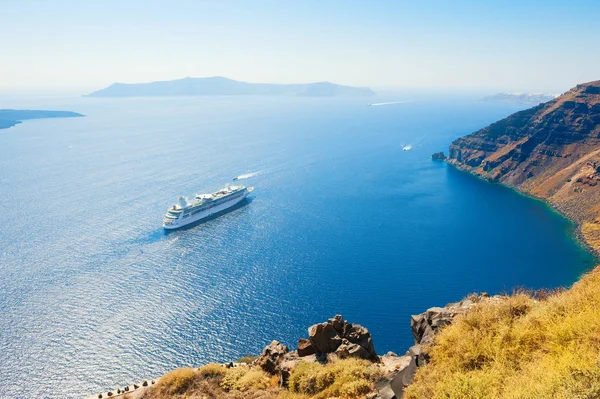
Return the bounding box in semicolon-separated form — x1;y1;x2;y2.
447;80;600;252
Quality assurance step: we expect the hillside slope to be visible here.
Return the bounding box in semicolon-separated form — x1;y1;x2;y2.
448;80;600;251
405;267;600;399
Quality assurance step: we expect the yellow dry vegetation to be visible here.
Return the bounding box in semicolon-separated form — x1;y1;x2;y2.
220;366;272;392
197;362;228;379
582;221;600;251
141;364;277;399
287;358;380;399
140;358;379;399
157;368;197;395
404;267;600;399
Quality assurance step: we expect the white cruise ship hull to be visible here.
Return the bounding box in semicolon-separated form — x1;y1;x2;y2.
163;189;250;230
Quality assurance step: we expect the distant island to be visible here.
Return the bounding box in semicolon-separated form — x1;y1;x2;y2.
86;76;376;98
0;109;84;130
481;92;558;105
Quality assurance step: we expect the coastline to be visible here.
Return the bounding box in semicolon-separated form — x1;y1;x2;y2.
87;162;600;398
86;161;600;399
445;160;600;259
0;109;84;131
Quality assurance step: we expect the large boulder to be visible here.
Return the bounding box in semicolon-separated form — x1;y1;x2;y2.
308;322;342;353
255;340;288;374
411;307;457;345
374;353;413;399
335;339;370;360
344;323;377;360
306;314;378;361
390;356;418;398
411;296;484;345
297;338;316;357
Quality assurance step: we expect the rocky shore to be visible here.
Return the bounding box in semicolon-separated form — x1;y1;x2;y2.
91;296;501;399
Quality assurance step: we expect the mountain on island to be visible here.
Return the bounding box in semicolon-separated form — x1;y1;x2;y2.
0;109;84;130
447;80;600;251
482;92;558;105
86;76;376;98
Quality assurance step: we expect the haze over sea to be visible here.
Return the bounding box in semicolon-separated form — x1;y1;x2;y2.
0;95;597;398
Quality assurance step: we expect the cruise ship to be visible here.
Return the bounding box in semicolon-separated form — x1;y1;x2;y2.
163;184;253;230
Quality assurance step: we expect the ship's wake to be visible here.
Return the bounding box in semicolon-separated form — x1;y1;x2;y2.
369;100;412;107
234;171;261;180
401;135;426;151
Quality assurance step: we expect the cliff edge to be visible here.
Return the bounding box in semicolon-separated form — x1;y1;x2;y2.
447;80;600;252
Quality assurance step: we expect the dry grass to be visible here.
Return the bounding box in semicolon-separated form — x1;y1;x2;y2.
197;363;228;379
140;357;381;399
140;365;277;399
404;266;600;399
157;368;197;395
220;367;274;392
582;221;600;251
288;358;380;399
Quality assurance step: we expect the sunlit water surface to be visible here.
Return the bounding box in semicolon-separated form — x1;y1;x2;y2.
0;95;596;398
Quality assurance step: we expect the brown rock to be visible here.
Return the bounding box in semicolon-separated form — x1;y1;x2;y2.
411;297;482;345
255;340;289;374
308;322;342;354
411;307;457;345
329;314;346;334
335;339;371;359
306;315;378;361
297;338;315;357
389;356;418;398
376;354;413;399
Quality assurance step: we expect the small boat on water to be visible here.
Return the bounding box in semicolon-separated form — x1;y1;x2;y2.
163;184;253;230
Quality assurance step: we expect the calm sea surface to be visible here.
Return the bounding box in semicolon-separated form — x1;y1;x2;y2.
0;95;597;398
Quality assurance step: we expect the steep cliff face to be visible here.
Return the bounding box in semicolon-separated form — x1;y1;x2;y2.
448;80;600;252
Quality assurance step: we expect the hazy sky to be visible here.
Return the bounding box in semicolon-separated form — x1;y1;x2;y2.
2;0;600;94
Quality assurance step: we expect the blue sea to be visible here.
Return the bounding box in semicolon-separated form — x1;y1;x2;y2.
0;94;597;398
